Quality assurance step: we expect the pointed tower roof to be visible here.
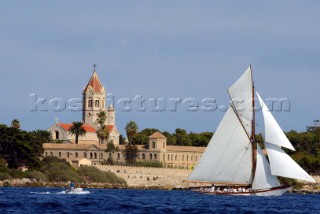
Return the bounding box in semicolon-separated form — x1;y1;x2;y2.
149;132;166;139
83;66;105;93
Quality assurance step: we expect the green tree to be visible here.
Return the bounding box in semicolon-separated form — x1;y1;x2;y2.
105;141;119;165
123;144;138;165
11;119;20;129
162;131;177;145
125;121;138;145
96;111;107;125
68;122;86;144
119;134;126;145
0;124;44;169
31;130;52;143
96;125;109;144
96;111;108;144
175;128;192;146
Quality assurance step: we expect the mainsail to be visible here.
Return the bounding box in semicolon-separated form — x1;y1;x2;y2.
188;107;253;184
228;66;253;136
252;144;281;190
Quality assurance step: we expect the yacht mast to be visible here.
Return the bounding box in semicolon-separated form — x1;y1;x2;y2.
251;65;257;183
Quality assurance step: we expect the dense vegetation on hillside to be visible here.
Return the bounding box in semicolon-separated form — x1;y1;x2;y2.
0;156;127;185
0;119;319;175
127;125;320;174
0;121;126;184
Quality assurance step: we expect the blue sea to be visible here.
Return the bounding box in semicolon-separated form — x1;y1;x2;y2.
0;187;319;213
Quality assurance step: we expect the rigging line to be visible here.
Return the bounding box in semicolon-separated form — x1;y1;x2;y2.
226;96;251;141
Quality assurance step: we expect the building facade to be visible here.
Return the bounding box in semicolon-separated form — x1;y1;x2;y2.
43;67;205;169
43;132;205;169
47;67;120;145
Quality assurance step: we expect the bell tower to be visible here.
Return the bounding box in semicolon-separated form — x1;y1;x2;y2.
82;65;106;129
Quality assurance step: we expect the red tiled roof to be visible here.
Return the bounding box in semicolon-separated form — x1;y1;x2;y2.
59;123;96;133
83;72;104;93
106;125;113;132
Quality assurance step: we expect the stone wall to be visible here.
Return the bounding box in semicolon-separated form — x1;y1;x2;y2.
96;165;320;189
96;165;199;189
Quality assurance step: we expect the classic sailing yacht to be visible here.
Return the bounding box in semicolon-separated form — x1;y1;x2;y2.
187;66;315;196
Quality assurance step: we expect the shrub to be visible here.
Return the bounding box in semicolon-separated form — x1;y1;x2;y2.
10;169;28;179
104;171;127;185
78;166;127;185
0;172;11;181
134;161;164;168
26;170;48;181
78;166;109;182
41;156;83;182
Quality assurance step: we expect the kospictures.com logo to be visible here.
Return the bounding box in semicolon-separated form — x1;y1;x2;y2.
29;93;291;113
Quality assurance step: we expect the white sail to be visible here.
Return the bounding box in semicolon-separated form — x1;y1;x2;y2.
188;107;253;184
252;144;281;190
228;66;253;135
256;92;295;151
266;142;315;183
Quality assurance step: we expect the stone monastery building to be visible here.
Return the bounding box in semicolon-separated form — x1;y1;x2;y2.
43;67;205;169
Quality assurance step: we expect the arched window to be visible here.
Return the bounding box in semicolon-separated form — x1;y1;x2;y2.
152;141;155;148
191;156;193;161
142;153;145;160
100;153;103;159
150;154;152;160
67;152;70;158
175;154;177;161
187;155;189;161
84;152;87;158
95;100;100;107
117;153;120;159
90;152;93;159
75;152;78;158
171;154;173;160
55;130;59;140
167;154;170;161
88;99;93;107
59;152;61;158
94;153;97;159
163;154;165;160
182;155;184;161
154;154;157;160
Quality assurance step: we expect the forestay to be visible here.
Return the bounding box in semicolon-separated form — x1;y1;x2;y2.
188;107;253;184
252;144;281;190
228;66;253;136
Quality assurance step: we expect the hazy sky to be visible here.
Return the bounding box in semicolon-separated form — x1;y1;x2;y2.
0;1;319;135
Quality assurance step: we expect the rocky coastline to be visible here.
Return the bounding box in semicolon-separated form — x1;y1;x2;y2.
1;178;319;194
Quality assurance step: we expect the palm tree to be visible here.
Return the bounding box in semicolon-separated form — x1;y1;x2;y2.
96;111;107;125
125;121;138;145
68;122;86;144
11;119;20;129
32;130;52;143
96;125;109;144
123;144;139;165
105;141;119;165
96;111;108;144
